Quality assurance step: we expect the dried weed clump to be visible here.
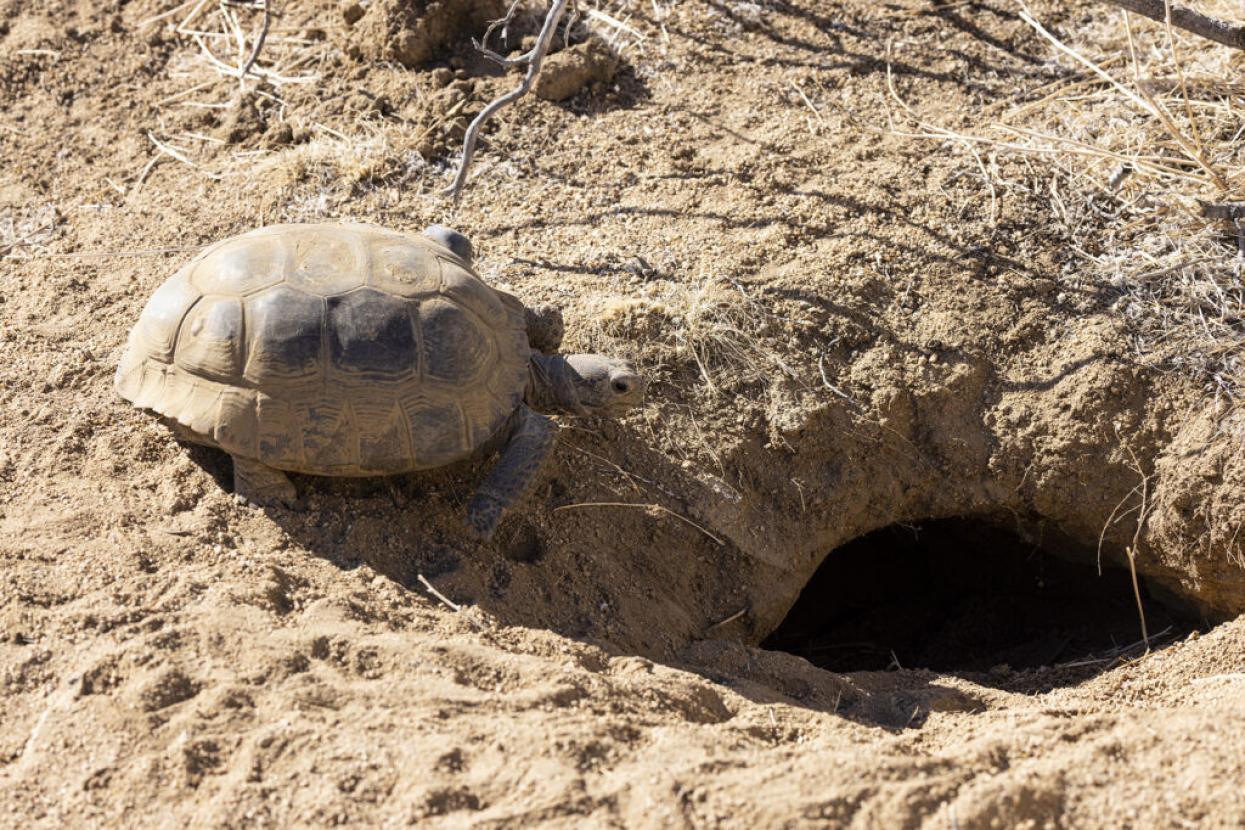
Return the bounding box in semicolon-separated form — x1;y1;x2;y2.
889;3;1245;398
146;0;330;90
131;1;336;189
0;205;60;260
592;272;797;396
134;1;643;202
251;129;440;221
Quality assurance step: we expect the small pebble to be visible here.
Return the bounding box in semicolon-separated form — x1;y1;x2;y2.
341;1;364;25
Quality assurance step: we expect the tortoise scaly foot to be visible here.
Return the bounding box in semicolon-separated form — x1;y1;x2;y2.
466;406;555;542
466;493;506;542
232;456;298;508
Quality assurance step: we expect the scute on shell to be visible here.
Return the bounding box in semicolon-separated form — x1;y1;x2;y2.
175;296;244;382
132;270;199;362
243;285;325;384
286;232;367;296
190;234;287;296
419;297;495;383
366;238;443;296
327;288;420;380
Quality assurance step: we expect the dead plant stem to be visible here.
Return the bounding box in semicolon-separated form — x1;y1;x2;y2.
1101;0;1245;51
417;573;462;612
552;501;724;545
1018;8;1226;190
441;0;570;201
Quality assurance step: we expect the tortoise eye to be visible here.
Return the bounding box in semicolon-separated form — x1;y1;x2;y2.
612;379;632;394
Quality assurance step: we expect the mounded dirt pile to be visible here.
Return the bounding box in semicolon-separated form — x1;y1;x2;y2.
344;0;509;68
2;0;1244;826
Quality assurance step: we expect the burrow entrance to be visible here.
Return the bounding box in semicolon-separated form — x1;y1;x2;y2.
763;517;1200;677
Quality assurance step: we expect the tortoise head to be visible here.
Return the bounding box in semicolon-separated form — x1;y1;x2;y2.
423;224;473;263
528;353;645;417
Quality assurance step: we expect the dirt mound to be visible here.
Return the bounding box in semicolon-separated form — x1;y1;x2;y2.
533;37;620;102
343;0;508;68
2;0;1245;825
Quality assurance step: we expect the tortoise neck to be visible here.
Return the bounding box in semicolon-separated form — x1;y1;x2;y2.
526;353;582;416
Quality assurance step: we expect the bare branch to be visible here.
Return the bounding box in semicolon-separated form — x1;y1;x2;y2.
237;0;271;84
474;40;529;67
440;0;570;202
1101;0;1245;51
478;0;525;57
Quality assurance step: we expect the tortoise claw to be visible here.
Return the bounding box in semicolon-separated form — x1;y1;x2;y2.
232;456;298;509
465;494;503;542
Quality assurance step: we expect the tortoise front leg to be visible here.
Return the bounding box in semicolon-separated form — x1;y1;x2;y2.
467;405;555;540
232;455;298;508
524;303;564;353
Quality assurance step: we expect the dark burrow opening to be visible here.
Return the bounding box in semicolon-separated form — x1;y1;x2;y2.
763;517;1201;676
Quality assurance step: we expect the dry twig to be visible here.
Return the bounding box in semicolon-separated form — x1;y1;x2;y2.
705;607;748;631
1121;444;1153;652
145;131;223;181
552;501;724;545
1055;625;1173;668
1101;0;1245;51
417;573;462;612
236;0;272;84
441;0;571;202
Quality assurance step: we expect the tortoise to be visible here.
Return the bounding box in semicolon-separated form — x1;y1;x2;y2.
115;222;644;539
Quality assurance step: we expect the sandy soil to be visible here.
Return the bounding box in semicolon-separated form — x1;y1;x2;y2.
2;0;1245;826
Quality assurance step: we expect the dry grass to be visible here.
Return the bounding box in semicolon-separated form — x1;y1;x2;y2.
591;271;798;395
248;128;441;220
576;0;649;56
132;0;644;200
148;0;329;90
0;205;60;260
129;1;339;188
886;2;1245;398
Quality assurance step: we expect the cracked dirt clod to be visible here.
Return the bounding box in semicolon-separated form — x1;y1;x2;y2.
534;38;620;102
133;668;201;713
344;0;509;68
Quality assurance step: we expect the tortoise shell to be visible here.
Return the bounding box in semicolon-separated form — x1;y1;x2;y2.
115;223;531;475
